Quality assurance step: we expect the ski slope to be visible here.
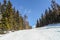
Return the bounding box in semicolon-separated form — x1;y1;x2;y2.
0;24;60;40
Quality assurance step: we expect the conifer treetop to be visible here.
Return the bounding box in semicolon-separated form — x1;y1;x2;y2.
4;0;6;4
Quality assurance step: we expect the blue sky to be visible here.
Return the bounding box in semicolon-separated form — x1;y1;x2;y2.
0;0;60;27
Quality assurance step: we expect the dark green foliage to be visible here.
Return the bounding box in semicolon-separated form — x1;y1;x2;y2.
36;20;39;27
36;0;60;27
0;0;31;34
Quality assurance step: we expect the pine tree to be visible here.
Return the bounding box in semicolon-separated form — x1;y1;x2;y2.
44;9;49;25
36;0;60;27
36;19;39;27
15;10;20;30
19;15;24;30
0;0;31;33
1;0;8;31
12;7;16;30
0;2;1;14
7;0;13;31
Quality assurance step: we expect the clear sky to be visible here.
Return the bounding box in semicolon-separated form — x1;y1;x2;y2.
0;0;60;27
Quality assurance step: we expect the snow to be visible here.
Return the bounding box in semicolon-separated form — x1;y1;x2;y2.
0;24;60;40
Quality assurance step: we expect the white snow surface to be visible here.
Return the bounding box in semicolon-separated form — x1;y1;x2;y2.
0;24;60;40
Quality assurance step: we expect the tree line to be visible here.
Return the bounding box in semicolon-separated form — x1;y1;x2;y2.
36;0;60;27
0;0;31;34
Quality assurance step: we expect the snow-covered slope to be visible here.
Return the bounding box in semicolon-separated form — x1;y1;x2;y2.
0;24;60;40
